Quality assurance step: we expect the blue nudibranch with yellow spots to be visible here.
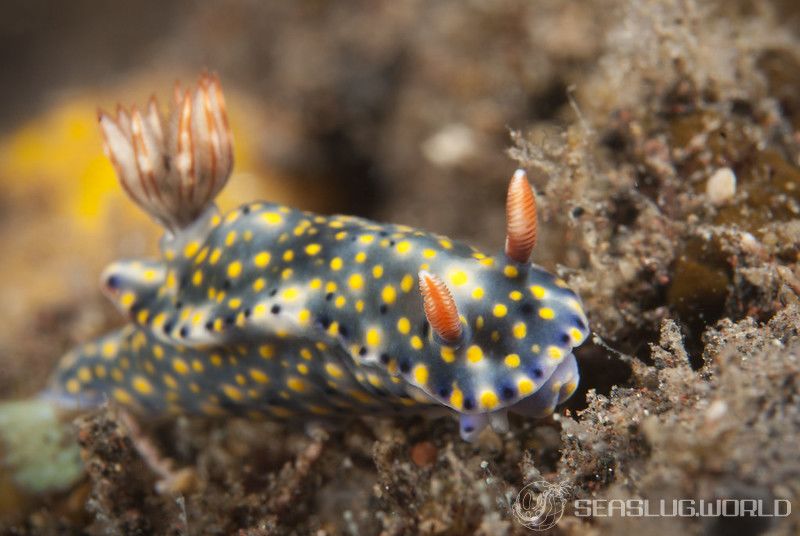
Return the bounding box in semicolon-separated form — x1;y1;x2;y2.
47;74;589;442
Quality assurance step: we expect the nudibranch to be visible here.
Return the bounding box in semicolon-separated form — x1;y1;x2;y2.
46;74;589;442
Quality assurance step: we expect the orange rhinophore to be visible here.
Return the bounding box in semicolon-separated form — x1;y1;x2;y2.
504;169;538;264
418;270;463;343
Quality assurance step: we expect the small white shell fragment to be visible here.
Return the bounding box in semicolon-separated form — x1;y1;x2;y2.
706;167;737;205
421;123;476;167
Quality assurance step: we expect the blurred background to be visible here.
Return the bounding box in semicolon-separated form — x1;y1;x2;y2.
3;1;800;534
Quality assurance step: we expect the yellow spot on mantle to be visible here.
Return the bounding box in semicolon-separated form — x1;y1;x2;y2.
366;327;381;347
570;327;584;344
183;241;200;258
262;212;283;225
440;346;456;363
227;261;243;278
348;273;364;290
223;384;244;401
479;390;499;409
530;285;547;299
172;358;190;375
401;274;414;292
449;270;468;286
132;375;153;395
466;345;483;363
381;285;396;304
113;388;133;404
547;345;564;362
513;322;527;339
518;377;536;395
65;378;80;394
450;387;464;409
325;363;344;378
287;377;307;392
413;364;429;385
254;251;271;267
504;354;520;368
397;317;411;334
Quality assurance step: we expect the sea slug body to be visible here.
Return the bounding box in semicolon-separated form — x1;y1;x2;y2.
46;74;589;442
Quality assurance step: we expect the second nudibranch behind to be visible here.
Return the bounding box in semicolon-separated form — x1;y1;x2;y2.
47;74;588;442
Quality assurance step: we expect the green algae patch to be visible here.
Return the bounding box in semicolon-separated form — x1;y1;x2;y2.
0;399;83;494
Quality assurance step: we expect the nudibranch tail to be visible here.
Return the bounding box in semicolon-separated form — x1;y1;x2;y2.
98;72;233;233
47;324;433;419
505;169;538;264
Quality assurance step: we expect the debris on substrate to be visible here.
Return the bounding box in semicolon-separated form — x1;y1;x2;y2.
2;0;800;534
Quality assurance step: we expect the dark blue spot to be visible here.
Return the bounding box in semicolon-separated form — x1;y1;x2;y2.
420;320;429;337
437;386;451;398
317;315;331;329
224;315;235;326
399;361;411;373
242;205;251;214
572;315;587;330
379;304;388;314
163;321;174;334
205;320;214;330
175;301;183;309
501;386;516;400
463;397;475;410
179;326;189;338
325;292;334;301
106;275;120;289
532;367;544;379
271;305;281;315
379;353;390;364
269;288;278;297
561;333;571;344
222;279;231;290
520;303;533;314
464;425;474;433
243;308;252;318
